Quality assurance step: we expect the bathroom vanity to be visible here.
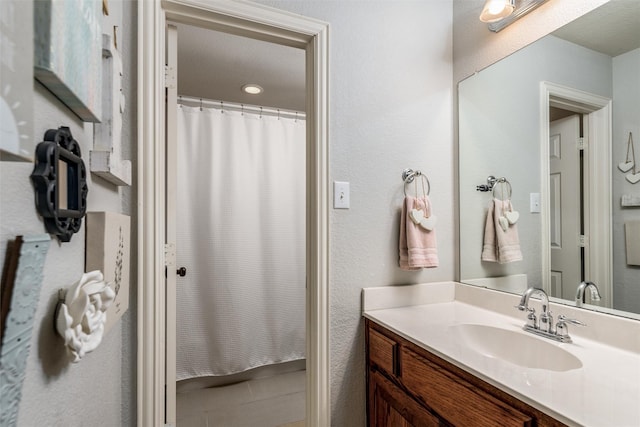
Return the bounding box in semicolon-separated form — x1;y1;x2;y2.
367;320;563;426
363;282;640;427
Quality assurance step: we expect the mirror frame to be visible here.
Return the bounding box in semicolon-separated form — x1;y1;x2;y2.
30;126;88;243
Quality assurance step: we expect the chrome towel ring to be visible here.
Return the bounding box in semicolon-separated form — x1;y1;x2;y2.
402;169;431;197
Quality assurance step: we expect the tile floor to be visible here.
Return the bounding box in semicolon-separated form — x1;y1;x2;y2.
176;370;306;427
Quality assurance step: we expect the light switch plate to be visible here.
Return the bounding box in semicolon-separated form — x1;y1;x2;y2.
334;181;350;209
530;193;541;213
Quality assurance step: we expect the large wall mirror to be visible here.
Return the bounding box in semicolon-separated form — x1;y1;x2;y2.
458;1;640;318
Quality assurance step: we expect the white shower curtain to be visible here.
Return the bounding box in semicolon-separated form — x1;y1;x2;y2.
175;104;306;381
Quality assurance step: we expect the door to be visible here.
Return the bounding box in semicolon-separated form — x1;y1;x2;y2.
369;371;440;427
165;24;178;426
549;115;582;300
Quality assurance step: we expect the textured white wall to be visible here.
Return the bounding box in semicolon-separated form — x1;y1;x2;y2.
452;0;610;83
252;1;454;424
612;48;640;313
458;35;612;289
0;1;136;425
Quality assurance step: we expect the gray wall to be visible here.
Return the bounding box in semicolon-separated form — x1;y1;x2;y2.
612;48;640;313
0;1;137;425
255;1;454;425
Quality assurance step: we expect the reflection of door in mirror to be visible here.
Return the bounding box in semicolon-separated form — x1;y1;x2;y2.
541;85;612;310
549;114;582;300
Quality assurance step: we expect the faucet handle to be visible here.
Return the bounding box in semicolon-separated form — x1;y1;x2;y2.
514;305;537;328
556;314;586;338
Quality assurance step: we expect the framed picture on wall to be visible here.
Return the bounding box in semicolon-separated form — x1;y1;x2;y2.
0;0;34;161
34;0;102;122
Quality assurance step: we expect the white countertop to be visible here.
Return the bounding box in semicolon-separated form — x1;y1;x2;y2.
362;282;640;427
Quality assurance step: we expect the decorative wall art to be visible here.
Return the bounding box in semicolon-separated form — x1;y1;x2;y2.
34;0;102;122
0;0;34;161
54;270;115;362
619;132;640;184
31;127;88;242
91;30;131;186
85;212;130;334
0;234;51;426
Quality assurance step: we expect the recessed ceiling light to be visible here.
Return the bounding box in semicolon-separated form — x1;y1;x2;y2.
242;84;263;95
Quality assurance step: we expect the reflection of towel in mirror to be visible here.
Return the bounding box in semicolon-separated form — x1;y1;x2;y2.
399;196;439;270
481;198;522;264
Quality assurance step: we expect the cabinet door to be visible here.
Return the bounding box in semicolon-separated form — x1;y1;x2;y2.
369;370;441;427
401;348;532;427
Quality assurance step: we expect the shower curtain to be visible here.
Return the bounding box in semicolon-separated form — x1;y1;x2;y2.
175;103;306;381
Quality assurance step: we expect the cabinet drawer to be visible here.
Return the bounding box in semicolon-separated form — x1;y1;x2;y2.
401;348;532;427
369;328;397;376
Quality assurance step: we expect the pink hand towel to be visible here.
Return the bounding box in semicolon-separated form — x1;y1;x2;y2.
399;196;439;270
481;198;522;264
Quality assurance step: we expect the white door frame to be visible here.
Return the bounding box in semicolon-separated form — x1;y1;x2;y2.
540;81;612;305
137;1;330;426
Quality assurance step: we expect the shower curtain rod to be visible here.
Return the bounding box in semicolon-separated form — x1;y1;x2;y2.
178;95;306;120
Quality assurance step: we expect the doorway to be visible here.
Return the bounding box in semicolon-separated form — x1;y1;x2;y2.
540;82;612;307
137;2;330;426
169;24;307;426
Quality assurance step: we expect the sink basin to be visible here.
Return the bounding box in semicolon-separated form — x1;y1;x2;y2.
450;324;582;372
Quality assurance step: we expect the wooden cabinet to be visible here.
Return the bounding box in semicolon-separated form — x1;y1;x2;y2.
366;319;567;427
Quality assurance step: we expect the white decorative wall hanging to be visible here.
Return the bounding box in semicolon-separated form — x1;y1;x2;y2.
0;234;51;427
90;30;131;186
54;270;115;362
85;212;130;334
619;132;640;184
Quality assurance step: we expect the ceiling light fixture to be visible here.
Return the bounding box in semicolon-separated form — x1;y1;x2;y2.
479;0;515;23
242;84;263;95
480;0;551;32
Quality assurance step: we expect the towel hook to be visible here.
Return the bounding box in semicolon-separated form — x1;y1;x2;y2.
476;175;497;192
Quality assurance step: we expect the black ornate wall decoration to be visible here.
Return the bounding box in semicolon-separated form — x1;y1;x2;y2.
30;127;88;242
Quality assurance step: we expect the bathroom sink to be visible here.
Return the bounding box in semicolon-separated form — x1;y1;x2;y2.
450;324;582;372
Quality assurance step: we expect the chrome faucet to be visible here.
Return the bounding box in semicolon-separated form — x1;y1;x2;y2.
515;287;585;343
575;281;602;308
516;287;553;332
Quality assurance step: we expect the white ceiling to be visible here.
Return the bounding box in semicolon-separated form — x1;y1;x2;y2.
175;23;306;112
174;1;638;113
552;0;640;57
